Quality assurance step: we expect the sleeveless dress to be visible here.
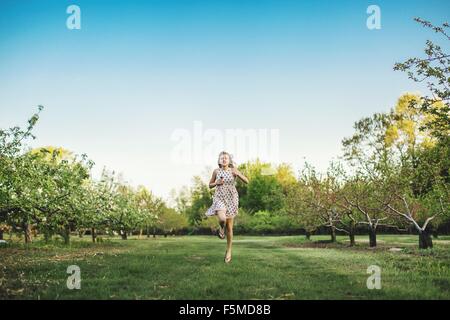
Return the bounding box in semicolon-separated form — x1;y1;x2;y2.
205;167;239;218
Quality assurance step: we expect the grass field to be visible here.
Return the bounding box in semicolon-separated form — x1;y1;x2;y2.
1;234;450;300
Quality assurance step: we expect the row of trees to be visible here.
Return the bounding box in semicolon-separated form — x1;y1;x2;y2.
0;110;186;244
174;18;449;249
174;122;448;249
0;18;448;249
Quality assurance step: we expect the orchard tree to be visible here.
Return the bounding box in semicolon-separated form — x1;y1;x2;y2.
340;175;399;248
394;18;449;140
392;17;450;246
176;176;211;227
1;152;46;243
157;206;189;237
341;109;401;247
0;107;94;244
383;166;449;249
77;171;118;242
325;161;362;247
135;185;163;238
384;93;442;197
285;181;320;240
0;106;43;242
106;182;143;240
298;163;345;243
28;147;93;244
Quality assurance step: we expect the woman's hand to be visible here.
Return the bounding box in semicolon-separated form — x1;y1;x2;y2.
209;169;223;188
232;168;249;184
216;177;224;186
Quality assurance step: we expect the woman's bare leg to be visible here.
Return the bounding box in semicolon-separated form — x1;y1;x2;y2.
216;210;226;235
217;210;226;224
225;217;234;261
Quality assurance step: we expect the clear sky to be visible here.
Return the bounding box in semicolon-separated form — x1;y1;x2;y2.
0;0;449;202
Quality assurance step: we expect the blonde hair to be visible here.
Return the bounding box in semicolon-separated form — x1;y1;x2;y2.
217;151;234;168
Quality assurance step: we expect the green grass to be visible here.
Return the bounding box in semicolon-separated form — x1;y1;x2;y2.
1;234;450;299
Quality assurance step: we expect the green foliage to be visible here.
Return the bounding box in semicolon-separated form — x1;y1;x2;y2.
3;235;450;299
175;176;212;226
394;18;450;140
157;207;189;234
235;209;298;234
1;19;448;249
0;107;170;243
242;174;285;213
0;109;95;243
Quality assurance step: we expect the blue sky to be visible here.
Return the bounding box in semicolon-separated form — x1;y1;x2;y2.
0;0;449;201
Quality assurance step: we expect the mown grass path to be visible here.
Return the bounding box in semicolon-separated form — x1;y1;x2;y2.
1;235;449;299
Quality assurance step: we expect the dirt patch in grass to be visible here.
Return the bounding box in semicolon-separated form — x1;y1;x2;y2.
0;243;128;299
184;255;205;261
1;245;127;263
281;241;412;253
282;241;353;249
281;240;450;262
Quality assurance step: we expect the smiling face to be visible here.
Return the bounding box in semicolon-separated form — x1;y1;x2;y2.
219;153;230;168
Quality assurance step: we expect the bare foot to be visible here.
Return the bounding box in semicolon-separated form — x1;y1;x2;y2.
217;227;225;239
224;250;232;263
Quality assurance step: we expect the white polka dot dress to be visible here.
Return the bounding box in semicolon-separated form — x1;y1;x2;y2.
205;167;239;218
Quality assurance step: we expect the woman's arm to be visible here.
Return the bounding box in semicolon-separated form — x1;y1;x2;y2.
209;169;224;188
232;168;249;184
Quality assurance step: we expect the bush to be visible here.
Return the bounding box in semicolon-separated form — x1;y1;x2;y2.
234;209;301;235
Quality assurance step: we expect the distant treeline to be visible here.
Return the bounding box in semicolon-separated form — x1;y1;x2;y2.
1;18;448;250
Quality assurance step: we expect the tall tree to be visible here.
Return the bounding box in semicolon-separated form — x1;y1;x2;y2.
394;18;450;140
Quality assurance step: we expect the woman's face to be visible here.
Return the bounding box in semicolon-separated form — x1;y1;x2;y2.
219;153;230;167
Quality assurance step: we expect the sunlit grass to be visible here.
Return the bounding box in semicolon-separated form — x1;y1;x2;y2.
1;234;449;299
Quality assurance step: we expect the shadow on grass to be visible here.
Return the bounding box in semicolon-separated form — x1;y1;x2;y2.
2;235;450;299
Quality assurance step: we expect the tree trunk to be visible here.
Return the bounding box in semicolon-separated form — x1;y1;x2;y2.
419;230;433;249
368;226;377;247
153;227;156;238
146;227;150;238
429;222;439;239
348;221;356;247
139;228;143;239
330;226;336;242
91;228;96;243
0;229;3;240
24;223;32;244
305;231;311;240
349;233;355;247
62;225;70;244
121;230;127;240
43;230;51;242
